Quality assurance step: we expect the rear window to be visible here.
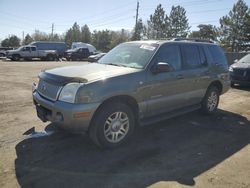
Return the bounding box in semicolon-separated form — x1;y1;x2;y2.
207;45;227;65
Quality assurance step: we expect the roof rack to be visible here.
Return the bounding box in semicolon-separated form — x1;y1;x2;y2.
172;38;215;43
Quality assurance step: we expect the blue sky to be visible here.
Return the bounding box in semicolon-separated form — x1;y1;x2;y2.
0;0;247;41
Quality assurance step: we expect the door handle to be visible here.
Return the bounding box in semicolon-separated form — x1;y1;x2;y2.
176;75;184;79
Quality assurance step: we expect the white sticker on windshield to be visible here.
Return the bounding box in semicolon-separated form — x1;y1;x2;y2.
140;44;156;51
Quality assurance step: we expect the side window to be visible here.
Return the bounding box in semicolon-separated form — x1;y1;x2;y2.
198;46;207;65
31;47;36;51
23;47;30;51
207;45;227;65
154;44;182;71
181;44;202;69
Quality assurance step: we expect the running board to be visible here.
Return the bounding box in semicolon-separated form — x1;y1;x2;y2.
140;104;201;126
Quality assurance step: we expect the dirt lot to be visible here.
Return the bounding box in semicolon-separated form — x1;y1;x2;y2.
0;60;250;188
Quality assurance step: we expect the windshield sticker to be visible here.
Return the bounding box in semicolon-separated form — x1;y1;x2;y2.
140;45;156;51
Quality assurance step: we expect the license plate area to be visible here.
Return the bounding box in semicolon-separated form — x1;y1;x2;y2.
36;105;52;122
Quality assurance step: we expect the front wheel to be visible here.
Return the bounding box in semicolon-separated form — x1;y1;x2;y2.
89;102;135;148
201;86;220;114
12;54;20;61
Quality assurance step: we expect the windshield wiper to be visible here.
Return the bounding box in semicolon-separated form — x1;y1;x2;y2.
106;63;127;67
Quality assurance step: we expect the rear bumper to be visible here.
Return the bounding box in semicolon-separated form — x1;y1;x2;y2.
33;91;100;132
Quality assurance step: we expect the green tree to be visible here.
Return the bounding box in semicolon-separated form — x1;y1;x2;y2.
189;24;218;41
131;18;144;40
147;4;166;39
169;5;190;37
23;34;33;45
1;35;21;47
81;24;91;43
65;22;81;46
92;30;111;52
110;29;130;48
219;0;250;52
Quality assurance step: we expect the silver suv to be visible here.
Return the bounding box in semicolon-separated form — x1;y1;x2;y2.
32;39;230;148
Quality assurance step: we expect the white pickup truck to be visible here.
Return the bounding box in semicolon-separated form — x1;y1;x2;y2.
6;45;57;61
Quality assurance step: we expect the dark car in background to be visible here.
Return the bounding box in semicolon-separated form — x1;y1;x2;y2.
229;53;250;86
30;41;67;58
0;47;14;57
64;47;91;61
88;52;106;62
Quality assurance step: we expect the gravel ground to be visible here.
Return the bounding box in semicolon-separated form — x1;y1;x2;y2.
0;60;250;188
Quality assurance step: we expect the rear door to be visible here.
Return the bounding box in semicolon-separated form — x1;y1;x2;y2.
179;43;212;106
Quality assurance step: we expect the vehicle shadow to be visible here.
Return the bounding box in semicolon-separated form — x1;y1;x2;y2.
15;109;250;188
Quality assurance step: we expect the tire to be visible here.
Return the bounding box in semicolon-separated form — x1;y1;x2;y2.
201;86;220;114
231;81;235;87
46;54;54;61
12;54;20;61
89;102;135;148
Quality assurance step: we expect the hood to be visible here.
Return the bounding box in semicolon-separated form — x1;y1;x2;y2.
66;49;77;53
42;63;141;84
7;49;19;54
231;62;250;69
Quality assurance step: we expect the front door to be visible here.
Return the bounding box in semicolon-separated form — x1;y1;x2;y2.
145;43;187;117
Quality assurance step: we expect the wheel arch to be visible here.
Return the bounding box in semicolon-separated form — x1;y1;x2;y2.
89;95;139;130
208;80;223;94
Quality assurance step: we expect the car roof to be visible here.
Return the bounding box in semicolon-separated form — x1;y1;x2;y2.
126;38;217;46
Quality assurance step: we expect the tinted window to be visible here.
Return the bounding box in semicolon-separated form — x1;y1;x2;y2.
181;44;202;69
207;45;227;65
31;47;36;51
23;47;30;51
198;46;207;65
154;44;181;71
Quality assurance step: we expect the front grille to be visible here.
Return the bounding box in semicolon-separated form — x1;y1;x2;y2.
233;68;245;76
37;79;61;101
232;68;250;81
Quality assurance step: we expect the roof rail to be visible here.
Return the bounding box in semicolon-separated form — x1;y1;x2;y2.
172;38;215;43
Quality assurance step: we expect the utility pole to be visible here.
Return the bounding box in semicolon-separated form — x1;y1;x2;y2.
135;1;139;26
51;23;54;40
22;31;24;43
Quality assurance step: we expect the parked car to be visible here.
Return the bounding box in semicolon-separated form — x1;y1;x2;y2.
6;45;57;61
88;53;106;62
229;53;250;86
32;39;230;148
71;42;96;53
30;41;67;58
0;47;14;57
64;47;91;61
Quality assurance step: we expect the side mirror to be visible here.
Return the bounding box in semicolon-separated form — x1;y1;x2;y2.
234;59;238;63
151;62;171;74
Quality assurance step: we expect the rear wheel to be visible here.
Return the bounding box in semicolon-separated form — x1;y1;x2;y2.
230;81;235;87
89;102;135;148
201;86;220;114
46;54;55;61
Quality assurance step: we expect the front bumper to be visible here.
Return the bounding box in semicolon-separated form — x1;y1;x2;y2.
33;91;100;132
230;71;250;86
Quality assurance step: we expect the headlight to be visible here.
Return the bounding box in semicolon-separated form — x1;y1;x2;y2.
229;66;233;72
58;83;82;103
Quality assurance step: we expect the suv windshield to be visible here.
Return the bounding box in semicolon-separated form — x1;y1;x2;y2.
99;43;158;69
238;54;250;64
